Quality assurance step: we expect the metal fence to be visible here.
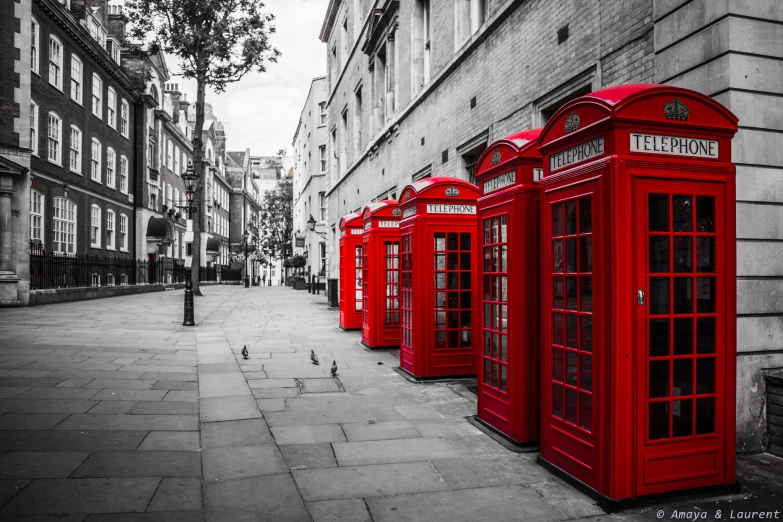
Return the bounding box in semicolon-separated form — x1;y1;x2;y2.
29;250;241;290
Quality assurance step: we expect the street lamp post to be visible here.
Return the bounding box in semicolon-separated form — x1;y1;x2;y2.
177;160;198;327
244;229;250;288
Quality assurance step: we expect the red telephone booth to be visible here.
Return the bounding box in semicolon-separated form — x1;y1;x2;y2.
537;84;738;505
361;201;402;349
473;128;543;445
398;177;480;379
339;213;364;331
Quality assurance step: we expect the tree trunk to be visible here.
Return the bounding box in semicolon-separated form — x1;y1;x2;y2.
190;72;207;296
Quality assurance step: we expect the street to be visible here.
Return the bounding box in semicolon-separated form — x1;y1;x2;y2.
0;286;780;521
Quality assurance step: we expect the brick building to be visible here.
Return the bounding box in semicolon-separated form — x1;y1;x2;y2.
319;0;783;453
28;0;137;283
292;76;329;277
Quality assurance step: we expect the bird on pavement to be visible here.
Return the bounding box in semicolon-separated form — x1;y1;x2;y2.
310;350;319;365
331;360;338;377
241;345;249;360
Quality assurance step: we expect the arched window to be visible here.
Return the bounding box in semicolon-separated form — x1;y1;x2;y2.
53;197;76;255
174;145;180;175
48;112;62;165
92;73;102;118
119;214;128;251
90;204;102;248
106;209;115;250
69;125;81;173
119;155;128;193
30;189;44;246
90;138;101;182
48;34;62;89
106;147;116;188
31;17;39;74
107;87;116;128
120;99;129;137
70;54;82;104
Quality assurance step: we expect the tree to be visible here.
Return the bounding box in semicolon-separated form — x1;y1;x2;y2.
126;0;280;295
258;180;293;272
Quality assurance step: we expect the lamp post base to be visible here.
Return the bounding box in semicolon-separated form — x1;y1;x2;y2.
184;268;195;326
244;277;250;288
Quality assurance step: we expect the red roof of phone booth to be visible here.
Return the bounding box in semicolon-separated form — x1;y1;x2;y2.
363;200;399;217
401;176;480;200
502;128;543;150
338;212;362;229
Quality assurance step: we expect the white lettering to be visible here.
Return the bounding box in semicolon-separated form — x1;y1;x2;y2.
402;206;417;218
426;204;476;215
377;220;399;228
550;136;605;171
483;170;515;193
630;133;718;159
351;228;363;235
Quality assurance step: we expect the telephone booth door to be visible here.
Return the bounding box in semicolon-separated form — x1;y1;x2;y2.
398;177;480;379
474;128;543;445
634;179;727;496
339;213;364;331
361;201;402;349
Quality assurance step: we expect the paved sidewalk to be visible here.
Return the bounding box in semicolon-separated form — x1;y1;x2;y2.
0;286;780;521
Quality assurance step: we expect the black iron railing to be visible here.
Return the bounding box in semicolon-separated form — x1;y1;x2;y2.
29;249;241;290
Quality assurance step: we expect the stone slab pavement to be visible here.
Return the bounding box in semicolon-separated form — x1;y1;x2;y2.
0;286;780;521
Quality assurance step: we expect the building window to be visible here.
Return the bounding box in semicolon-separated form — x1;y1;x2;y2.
147;140;154;168
70;55;82;104
92;74;102;118
174;188;180;209
91;139;102;182
48;35;62;89
111;43;120;64
119;213;128;251
319;145;327;173
354;86;363;156
106;147;116;188
174;145;180;175
30;101;38;156
119;155;128;193
341;109;348;174
120;99;129;137
173;231;179;259
69;125;81;173
31;18;39;74
30;189;44;245
319;102;327;126
47;112;61;165
53;198;76;255
341;16;349;70
90;205;102;248
106;209;115;250
454;0;485;50
320;242;327;275
461;143;486;185
166;140;172;170
319;192;326;221
412;0;431;95
107;87;116;128
354;0;363;42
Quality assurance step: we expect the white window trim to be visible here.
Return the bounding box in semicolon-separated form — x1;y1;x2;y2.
90;204;102;248
30;189;44;244
106;209;116;250
92;73;102;119
70;54;83;105
91;138;102;182
47;111;62;166
30;100;39;156
120;99;129;138
107;87;116;129
119;155;128;194
53;197;77;255
106;147;116;188
119;213;129;252
48;34;63;91
319;102;327;127
69;125;82;174
31;17;39;75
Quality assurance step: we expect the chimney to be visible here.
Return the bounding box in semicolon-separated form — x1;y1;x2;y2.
164;83;182;123
107;4;126;40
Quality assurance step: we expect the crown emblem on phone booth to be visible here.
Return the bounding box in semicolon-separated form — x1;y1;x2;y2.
564;112;580;133
664;97;690;121
491;150;501;166
445;186;460;197
392;208;401;216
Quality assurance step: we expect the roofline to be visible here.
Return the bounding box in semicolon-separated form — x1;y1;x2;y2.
292;76;328;144
319;0;340;42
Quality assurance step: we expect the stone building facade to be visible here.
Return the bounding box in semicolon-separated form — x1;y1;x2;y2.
292;76;329;277
319;0;783;452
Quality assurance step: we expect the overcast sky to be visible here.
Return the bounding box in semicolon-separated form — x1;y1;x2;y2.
172;0;328;157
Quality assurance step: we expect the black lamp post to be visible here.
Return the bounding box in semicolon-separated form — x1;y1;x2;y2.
244;228;251;288
177;160;198;326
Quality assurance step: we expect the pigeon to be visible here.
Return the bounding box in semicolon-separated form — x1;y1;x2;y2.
241;345;249;360
331;360;338;377
310;350;319;365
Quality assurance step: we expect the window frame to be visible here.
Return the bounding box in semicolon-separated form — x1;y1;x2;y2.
90;138;102;182
30;100;39;156
119;213;128;252
120;99;129;138
107;87;116;128
90;204;102;248
48;34;63;90
70;54;83;104
106;147;116;188
319;102;327;126
91;73;102;119
30;188;44;245
106;209;116;250
69;125;82;174
47;111;62;165
31;17;39;74
53;197;77;255
119;155;128;194
319;145;327;173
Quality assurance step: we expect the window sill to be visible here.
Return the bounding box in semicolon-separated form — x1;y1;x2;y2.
49;82;63;92
71;97;82;106
106;246;116;251
90;244;102;250
48;159;62;167
120;248;128;253
92;112;102;120
90;177;101;183
69;168;82;175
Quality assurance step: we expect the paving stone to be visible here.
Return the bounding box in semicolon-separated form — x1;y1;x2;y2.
263;409;374;427
122;365;195;374
0;414;70;431
444;435;510;458
238;364;265;372
394;405;444;420
0;479;32;506
54;414;198;431
342;420;421;442
280;444;337;470
90;389;167;402
432;455;551;489
151;381;198;391
203;443;287;481
200;396;261;422
0;477;160;515
86;401;137;414
307;499;372;522
201;419;273;449
255;398;285;412
141;372;197;382
130;401;198;415
271;424;346;445
0;399;96;414
163;391;198;402
0;378;62;389
147;477;202;512
0;431;148;452
333;438;458;466
199;363;242;374
529;480;605;519
17;388;100;400
247;378;296;389
366;485;563;522
138;431;200;451
412;418;483;438
243;372;268;379
72;451;201;478
0;387;30;398
83;379;158;390
0;452;89;479
204;474;310;521
292;462;450;501
86;512;203;522
251;387;299;399
199;373;250;398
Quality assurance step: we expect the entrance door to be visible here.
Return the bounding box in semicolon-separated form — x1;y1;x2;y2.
383;241;401;332
400;233;414;370
362;240;369;336
635;179;726;496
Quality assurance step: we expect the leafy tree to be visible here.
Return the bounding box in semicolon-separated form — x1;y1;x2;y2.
126;0;280;295
258;180;293;271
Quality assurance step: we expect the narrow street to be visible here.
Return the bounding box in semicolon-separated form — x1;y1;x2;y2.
0;287;780;521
